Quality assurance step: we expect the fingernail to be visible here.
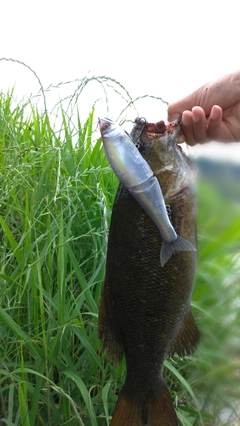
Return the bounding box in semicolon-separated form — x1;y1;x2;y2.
192;108;200;123
211;105;222;120
182;111;190;126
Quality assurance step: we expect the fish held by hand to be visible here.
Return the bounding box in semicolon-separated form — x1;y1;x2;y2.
98;116;199;425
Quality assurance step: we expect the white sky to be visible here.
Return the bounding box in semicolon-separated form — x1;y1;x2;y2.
1;0;240;161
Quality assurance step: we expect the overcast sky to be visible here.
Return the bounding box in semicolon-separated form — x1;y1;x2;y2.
1;0;240;161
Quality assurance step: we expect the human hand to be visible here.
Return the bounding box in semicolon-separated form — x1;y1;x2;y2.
167;71;240;145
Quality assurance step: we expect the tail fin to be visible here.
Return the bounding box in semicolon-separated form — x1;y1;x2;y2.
110;382;178;426
110;391;144;426
145;383;178;426
160;235;196;267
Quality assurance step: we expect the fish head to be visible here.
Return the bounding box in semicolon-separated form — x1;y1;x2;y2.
130;118;196;200
135;118;183;166
98;117;120;140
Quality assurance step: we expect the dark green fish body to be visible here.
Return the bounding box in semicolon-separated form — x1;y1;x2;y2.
98;120;199;426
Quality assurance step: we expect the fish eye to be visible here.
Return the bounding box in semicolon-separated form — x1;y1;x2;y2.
103;123;110;129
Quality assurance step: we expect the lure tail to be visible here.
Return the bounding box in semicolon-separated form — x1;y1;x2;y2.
160;235;196;267
110;382;178;426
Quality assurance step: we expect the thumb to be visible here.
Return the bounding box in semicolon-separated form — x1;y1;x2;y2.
167;82;211;121
167;102;184;122
167;95;198;122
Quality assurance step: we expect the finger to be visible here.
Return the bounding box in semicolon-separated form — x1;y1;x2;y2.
181;108;209;146
207;105;223;140
181;111;195;146
168;101;188;122
191;106;209;143
168;105;180;122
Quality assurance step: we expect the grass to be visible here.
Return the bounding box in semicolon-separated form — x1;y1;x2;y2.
0;70;240;425
0;89;116;425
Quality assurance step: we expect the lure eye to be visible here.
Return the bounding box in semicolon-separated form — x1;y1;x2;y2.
103;123;110;129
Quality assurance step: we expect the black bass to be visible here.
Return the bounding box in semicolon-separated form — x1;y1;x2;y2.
98;117;195;266
98;118;200;426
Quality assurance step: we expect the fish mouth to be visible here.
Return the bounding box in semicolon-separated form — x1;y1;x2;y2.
166;118;182;132
144;118;183;141
98;117;115;129
98;117;103;129
166;120;183;144
144;120;167;134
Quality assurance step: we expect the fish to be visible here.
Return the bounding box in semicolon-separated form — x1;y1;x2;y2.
98;117;195;266
98;118;200;426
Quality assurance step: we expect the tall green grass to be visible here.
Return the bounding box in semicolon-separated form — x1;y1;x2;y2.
0;81;240;425
0;89;118;425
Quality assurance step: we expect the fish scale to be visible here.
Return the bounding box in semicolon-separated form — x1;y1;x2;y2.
98;119;200;425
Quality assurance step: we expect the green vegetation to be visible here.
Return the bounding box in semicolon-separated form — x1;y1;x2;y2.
0;78;240;425
196;156;240;202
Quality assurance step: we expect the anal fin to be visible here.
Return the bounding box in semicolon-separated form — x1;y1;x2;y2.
168;309;200;358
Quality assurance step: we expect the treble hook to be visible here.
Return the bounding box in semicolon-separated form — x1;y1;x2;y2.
134;117;148;147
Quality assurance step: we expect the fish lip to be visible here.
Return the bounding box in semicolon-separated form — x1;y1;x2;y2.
98;117;103;130
166;119;181;132
166;120;183;143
